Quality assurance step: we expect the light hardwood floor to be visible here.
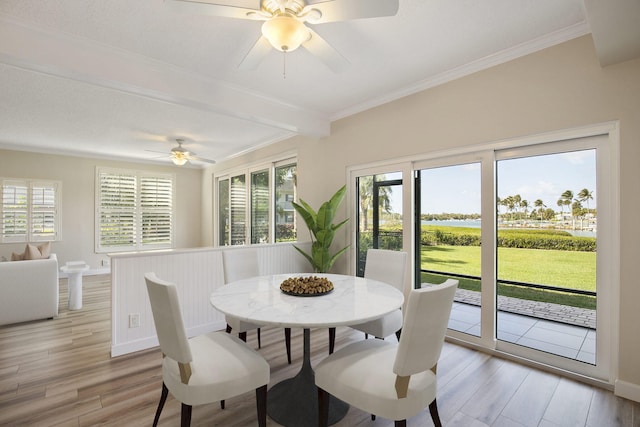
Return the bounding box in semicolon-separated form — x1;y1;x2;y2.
0;275;638;427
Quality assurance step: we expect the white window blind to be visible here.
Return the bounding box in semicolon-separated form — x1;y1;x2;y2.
97;169;174;252
1;179;60;243
140;175;173;246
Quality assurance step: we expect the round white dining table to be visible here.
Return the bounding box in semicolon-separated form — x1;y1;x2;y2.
210;273;404;427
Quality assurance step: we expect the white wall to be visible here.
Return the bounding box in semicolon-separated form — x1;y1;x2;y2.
0;150;203;271
202;35;640;400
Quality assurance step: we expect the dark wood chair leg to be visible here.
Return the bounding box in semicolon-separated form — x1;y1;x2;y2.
371;414;376;420
220;400;225;409
152;382;169;427
256;384;267;427
239;331;247;342
394;420;407;427
364;333;369;339
395;328;402;341
318;387;330;427
284;328;292;364
257;328;262;348
429;398;442;427
226;323;232;333
328;327;336;354
180;403;192;427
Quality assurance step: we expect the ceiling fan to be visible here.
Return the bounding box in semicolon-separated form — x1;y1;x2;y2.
147;139;216;166
168;0;400;72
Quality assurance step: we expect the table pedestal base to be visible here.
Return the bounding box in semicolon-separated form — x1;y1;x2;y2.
267;329;348;426
67;272;83;310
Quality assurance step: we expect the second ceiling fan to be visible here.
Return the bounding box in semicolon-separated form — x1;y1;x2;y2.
169;0;399;72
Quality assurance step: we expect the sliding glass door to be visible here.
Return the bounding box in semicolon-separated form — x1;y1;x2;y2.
416;161;482;337
408;131;615;381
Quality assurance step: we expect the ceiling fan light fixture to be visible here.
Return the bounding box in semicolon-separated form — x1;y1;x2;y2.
261;13;309;52
171;152;188;166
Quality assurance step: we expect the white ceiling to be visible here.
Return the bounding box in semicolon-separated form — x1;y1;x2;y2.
0;0;637;167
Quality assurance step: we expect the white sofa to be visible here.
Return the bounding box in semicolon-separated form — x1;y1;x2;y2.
0;254;59;325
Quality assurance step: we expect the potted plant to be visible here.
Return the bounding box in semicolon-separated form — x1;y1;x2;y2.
292;185;350;273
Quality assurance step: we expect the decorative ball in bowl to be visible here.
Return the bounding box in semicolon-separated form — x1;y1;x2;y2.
280;276;334;296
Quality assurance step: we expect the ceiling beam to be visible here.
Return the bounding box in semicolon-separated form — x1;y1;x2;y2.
0;15;330;138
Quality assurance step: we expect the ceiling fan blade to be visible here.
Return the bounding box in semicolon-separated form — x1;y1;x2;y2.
303;0;399;24
166;0;263;20
188;154;217;164
238;36;273;70
302;29;349;73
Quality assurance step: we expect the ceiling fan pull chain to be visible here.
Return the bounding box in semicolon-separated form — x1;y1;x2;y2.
282;51;287;79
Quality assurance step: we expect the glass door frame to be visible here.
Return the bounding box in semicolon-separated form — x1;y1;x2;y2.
492;132;617;381
413;151;495;348
347;163;414;285
347;122;619;384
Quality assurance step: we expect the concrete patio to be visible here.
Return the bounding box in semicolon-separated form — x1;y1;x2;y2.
449;289;596;364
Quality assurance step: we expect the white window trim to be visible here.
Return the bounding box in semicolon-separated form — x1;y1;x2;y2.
1;177;61;243
214;154;296;247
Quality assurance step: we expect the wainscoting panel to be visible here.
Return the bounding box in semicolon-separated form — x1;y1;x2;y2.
110;243;312;356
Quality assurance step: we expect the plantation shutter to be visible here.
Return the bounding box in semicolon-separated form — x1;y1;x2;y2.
98;172;137;250
251;169;269;244
230;174;246;245
30;182;58;241
1;180;28;242
97;169;174;252
140;175;173;246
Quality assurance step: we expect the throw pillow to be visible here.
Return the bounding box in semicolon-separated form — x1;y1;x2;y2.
25;242;51;260
11;251;25;261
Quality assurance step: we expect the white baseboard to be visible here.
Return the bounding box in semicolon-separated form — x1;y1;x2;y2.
614;379;640;403
110;320;226;357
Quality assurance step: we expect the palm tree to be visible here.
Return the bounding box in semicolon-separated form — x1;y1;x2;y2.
520;199;529;222
561;190;574;228
504;195;516;222
557;198;564;221
577;188;594;213
572;200;585;229
358;175;392;231
534;199;546;225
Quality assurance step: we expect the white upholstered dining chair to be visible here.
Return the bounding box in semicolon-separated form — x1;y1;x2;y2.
315;279;458;427
222;248;263;347
145;273;269;427
353;249;408;340
223;248;293;364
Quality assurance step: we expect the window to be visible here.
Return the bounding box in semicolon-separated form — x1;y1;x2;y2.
274;163;296;243
216;158;296;246
1;178;60;243
96;168;174;252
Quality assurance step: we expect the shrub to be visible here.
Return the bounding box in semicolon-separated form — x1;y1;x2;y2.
421;225;596;252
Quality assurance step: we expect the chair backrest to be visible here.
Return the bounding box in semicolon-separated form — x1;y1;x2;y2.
222;248;260;284
145;273;192;364
393;279;458;377
364;249;408;293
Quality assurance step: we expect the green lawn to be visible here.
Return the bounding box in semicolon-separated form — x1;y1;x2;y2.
421;245;597;309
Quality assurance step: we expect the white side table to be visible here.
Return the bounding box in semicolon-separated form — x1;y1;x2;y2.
61;261;89;310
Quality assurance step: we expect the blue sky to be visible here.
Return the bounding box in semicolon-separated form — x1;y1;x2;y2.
416;150;597;215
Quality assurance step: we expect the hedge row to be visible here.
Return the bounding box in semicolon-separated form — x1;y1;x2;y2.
421;226;596;252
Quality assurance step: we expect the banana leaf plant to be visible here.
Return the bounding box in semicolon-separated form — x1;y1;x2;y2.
292;185;350;273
